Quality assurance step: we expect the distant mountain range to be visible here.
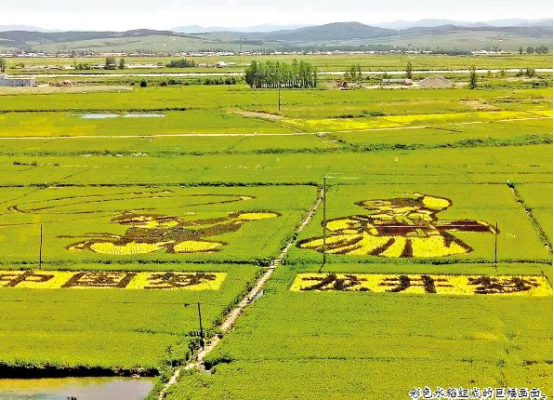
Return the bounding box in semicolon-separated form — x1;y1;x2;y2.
172;24;311;34
0;21;551;52
374;18;553;30
1;18;551;34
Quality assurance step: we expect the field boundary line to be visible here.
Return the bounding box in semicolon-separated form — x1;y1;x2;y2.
509;184;553;255
156;187;324;400
0;116;551;141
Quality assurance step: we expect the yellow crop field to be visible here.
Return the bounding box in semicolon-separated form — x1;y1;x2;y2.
299;193;496;258
0;270;227;290
283;110;543;132
290;273;552;296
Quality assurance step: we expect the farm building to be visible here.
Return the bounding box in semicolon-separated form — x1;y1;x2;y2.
0;73;36;87
417;75;452;89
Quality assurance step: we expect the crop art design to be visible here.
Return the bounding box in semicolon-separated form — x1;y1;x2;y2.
291;274;552;296
299;193;496;258
65;210;280;255
0;270;226;290
11;191;283;255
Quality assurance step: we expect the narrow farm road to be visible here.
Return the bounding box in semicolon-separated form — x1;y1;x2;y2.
157;187;324;400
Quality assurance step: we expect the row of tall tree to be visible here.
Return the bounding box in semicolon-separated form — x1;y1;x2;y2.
105;57;125;70
519;46;549;55
166;58;196;68
245;60;318;88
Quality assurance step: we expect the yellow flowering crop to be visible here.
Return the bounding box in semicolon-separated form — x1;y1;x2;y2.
89;241;166;255
290;273;552;296
174;240;223;253
237;212;279;221
0;270;226;290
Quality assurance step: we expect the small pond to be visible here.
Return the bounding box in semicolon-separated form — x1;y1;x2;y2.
80;113;165;119
0;377;154;400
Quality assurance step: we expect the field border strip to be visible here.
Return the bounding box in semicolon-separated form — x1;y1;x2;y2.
509;183;553;256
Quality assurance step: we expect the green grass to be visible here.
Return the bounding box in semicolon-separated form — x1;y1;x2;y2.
0;263;261;371
0;110;298;138
166;264;553;400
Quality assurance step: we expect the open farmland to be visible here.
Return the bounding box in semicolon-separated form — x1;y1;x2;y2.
168;263;552;400
0;53;551;399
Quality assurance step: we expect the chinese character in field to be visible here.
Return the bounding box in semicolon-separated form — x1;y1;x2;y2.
299;274;368;292
64;210;279;255
0;271;54;287
468;276;541;295
144;272;217;290
379;274;453;293
62;272;136;288
298;193;496;258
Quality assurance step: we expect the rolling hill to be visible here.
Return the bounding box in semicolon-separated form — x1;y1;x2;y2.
0;22;551;52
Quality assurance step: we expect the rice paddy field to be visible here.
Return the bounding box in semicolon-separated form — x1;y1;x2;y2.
0;54;551;399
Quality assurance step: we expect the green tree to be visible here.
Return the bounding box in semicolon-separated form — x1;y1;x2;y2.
469;66;477;89
526;46;535;54
519;46;524;55
535;45;549;55
140;79;148;88
0;58;6;73
406;62;413;79
245;59;317;89
356;64;363;81
105;57;117;70
118;58;126;70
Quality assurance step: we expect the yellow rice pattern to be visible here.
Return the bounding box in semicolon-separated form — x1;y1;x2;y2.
290;273;552;296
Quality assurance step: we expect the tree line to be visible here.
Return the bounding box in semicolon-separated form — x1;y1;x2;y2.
519;46;549;55
245;60;318;89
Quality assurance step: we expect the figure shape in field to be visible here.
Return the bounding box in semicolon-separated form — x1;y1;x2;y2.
65;210;280;255
298;193;497;258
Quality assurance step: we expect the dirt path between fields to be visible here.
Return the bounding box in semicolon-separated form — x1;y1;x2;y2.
0;116;550;141
235;110;284;120
157;187;324;400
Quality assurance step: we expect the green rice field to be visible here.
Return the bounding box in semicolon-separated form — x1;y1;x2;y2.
0;54;551;399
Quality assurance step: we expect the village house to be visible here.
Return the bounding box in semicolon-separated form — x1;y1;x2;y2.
0;73;36;87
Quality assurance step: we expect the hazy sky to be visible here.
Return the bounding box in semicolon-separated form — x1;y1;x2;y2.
2;0;552;30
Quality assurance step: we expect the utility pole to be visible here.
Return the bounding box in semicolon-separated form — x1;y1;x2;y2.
39;224;43;270
197;302;205;349
494;222;498;268
278;82;282;112
319;176;327;273
185;302;205;350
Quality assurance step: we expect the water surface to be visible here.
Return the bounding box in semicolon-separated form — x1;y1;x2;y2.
0;377;154;400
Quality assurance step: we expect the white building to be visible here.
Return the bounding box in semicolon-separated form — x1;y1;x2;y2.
0;74;36;87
